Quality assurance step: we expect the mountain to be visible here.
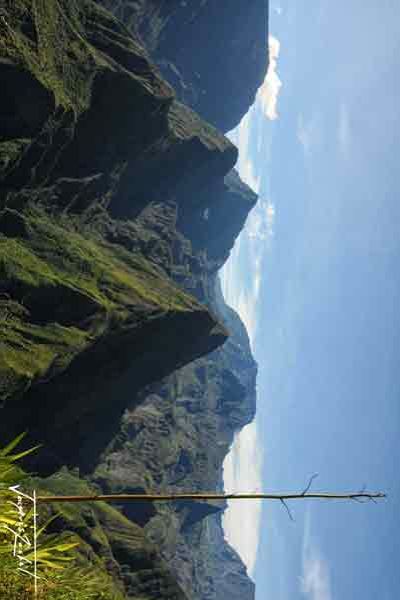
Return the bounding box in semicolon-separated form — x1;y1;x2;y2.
98;0;269;133
91;273;257;600
0;2;267;598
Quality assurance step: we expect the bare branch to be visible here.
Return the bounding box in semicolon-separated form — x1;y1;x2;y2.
280;499;294;521
351;496;365;504
302;473;319;496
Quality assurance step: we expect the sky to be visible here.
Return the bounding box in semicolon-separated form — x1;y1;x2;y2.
220;2;400;599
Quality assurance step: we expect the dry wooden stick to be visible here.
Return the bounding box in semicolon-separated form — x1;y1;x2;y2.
36;490;386;504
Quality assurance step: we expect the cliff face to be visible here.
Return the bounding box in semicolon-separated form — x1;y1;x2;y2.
0;2;263;599
179;169;258;269
98;0;269;133
0;0;231;446
92;274;257;600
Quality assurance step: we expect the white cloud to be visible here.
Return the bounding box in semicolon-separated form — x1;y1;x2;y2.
257;36;282;121
220;69;278;575
219;228;264;575
222;421;263;575
300;511;332;600
234;109;261;193
267;203;275;230
301;555;332;600
241;156;261;194
219;201;269;350
237;290;258;348
247;200;275;242
219;230;263;575
220;260;259;349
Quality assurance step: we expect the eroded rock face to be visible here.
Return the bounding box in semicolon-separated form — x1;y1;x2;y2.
179;169;258;270
0;0;231;417
0;58;56;140
92;275;257;600
99;0;270;132
0;2;261;599
110;101;238;219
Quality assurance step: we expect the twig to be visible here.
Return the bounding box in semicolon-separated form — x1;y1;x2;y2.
302;473;319;496
280;499;294;521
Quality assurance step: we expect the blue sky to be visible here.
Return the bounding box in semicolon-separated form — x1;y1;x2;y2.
221;2;400;599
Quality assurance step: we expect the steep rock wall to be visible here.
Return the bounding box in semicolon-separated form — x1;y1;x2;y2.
99;0;270;133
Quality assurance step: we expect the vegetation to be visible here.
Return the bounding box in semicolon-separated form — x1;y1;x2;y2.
0;0;100;114
0;434;125;599
0;140;31;177
0;205;201;403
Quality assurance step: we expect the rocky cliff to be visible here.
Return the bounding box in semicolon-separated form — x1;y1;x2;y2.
92;274;257;600
0;2;265;599
98;0;269;133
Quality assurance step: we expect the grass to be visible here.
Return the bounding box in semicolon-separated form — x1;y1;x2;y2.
0;434;126;599
1;206;198;312
0;302;89;401
0;0;100;115
0;556;126;600
0;140;31;176
0;205;201;403
0;0;167;117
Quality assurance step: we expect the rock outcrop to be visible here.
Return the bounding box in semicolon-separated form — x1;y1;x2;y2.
99;0;270;133
0;2;264;599
179;169;258;269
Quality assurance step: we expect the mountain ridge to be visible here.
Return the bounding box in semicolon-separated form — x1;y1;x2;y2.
0;2;267;598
